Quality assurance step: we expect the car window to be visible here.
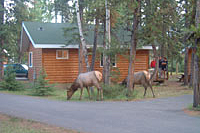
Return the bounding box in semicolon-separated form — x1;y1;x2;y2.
19;65;25;70
15;64;20;70
16;64;24;71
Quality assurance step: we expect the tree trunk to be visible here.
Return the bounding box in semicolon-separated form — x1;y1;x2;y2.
176;62;179;74
0;0;4;81
75;0;90;72
127;0;140;94
184;47;189;85
78;0;83;74
193;50;199;107
0;0;3;23
160;14;165;58
104;0;111;85
150;44;159;82
78;43;83;73
170;56;173;76
55;1;58;23
189;48;194;88
90;16;99;71
193;0;200;107
0;40;3;81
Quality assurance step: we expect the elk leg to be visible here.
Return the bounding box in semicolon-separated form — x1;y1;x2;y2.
149;85;155;98
100;88;103;101
133;84;135;89
143;85;147;97
86;87;91;100
97;89;100;101
80;88;83;100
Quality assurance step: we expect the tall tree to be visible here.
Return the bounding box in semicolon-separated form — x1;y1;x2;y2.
75;0;90;72
54;0;71;23
193;0;200;107
104;0;111;85
184;0;190;85
90;13;99;71
127;0;140;94
0;0;4;81
184;47;189;85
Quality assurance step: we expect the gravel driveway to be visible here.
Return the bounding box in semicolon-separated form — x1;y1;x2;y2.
0;93;199;133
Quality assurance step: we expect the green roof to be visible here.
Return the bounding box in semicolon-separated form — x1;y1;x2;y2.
22;22;150;50
23;22;73;45
22;22;105;48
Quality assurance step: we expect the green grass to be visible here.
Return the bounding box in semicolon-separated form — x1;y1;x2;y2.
0;74;193;101
0;114;80;133
0;84;192;102
0;117;49;133
188;104;200;111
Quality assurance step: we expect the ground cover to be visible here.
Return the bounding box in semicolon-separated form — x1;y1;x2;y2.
0;114;83;133
0;74;193;101
0;74;198;132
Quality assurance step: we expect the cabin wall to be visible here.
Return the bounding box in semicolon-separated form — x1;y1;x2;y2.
42;49;149;84
42;48;79;83
28;43;42;81
117;50;149;82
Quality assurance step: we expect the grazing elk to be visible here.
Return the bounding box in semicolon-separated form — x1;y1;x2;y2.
67;71;103;101
122;71;155;98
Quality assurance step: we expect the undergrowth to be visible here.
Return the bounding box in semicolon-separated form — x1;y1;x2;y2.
102;84;138;100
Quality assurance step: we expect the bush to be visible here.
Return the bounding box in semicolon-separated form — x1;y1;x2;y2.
32;69;55;96
102;84;138;100
0;66;23;91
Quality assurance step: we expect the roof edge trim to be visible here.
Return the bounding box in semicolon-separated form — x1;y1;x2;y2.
22;22;36;48
34;44;79;48
34;44;97;48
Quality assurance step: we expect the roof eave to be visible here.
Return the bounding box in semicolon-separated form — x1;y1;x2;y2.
34;44;96;49
22;22;37;48
34;44;79;48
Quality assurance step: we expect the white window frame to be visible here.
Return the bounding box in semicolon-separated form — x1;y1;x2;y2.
56;50;69;59
100;53;117;67
29;52;33;68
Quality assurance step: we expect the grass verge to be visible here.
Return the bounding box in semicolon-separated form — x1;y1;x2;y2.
0;113;82;133
184;104;200;117
0;74;193;101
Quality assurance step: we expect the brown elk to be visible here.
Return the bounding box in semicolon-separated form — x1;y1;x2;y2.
67;71;103;101
121;71;155;98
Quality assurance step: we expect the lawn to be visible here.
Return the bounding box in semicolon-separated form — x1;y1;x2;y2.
0;114;81;133
0;74;193;101
0;74;196;133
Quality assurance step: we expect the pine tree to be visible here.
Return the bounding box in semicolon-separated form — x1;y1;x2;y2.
33;69;54;96
127;0;140;94
0;66;23;91
0;0;4;81
193;0;200;107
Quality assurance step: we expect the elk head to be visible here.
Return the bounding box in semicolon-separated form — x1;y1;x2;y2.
66;84;78;100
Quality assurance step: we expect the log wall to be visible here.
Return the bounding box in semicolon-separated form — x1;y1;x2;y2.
42;49;149;83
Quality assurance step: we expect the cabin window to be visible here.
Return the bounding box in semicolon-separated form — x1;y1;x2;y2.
29;52;33;67
56;50;69;59
100;53;117;67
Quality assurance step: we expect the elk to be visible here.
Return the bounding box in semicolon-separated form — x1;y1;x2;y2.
67;71;103;100
122;71;155;98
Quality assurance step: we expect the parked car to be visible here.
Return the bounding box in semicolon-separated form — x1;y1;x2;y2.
4;64;28;78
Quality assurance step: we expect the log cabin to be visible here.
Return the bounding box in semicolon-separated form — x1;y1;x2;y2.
20;22;152;84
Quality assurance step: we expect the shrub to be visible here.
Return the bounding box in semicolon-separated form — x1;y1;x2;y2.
0;66;23;91
32;69;55;96
102;84;138;100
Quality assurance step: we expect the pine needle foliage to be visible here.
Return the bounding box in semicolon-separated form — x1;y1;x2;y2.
32;69;55;96
0;66;23;91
